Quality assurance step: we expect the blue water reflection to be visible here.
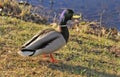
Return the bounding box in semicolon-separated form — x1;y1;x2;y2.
19;0;120;30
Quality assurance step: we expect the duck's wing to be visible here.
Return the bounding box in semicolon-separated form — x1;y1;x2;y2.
22;28;56;48
21;28;61;50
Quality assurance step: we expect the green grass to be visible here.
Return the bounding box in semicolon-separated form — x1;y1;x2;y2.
0;16;120;77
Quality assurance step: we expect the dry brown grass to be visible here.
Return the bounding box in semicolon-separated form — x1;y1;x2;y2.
0;16;120;77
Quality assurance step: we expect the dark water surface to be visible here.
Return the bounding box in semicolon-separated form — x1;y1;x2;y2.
21;0;120;30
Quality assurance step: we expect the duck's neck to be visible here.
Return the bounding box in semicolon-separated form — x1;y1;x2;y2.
59;26;69;43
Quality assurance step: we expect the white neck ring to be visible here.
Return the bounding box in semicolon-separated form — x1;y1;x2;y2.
60;25;67;27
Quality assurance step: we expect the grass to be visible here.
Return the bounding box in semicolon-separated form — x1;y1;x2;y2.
0;16;120;77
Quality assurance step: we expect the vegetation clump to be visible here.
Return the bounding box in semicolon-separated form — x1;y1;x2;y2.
0;0;47;24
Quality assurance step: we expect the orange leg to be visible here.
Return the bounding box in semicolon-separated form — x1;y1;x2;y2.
43;54;47;58
49;54;58;63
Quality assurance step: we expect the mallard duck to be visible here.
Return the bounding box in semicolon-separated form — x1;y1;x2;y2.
18;9;74;62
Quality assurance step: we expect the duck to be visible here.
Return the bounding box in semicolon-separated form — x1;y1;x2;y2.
18;9;74;63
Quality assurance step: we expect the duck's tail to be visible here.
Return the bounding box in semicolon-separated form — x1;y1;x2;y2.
18;48;36;56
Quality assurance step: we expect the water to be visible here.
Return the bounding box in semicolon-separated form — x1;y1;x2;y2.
21;0;120;30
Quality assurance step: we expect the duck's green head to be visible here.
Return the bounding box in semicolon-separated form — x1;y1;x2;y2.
59;9;74;25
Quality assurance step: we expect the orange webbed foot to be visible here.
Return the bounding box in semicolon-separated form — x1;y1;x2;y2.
49;54;58;63
43;54;47;58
